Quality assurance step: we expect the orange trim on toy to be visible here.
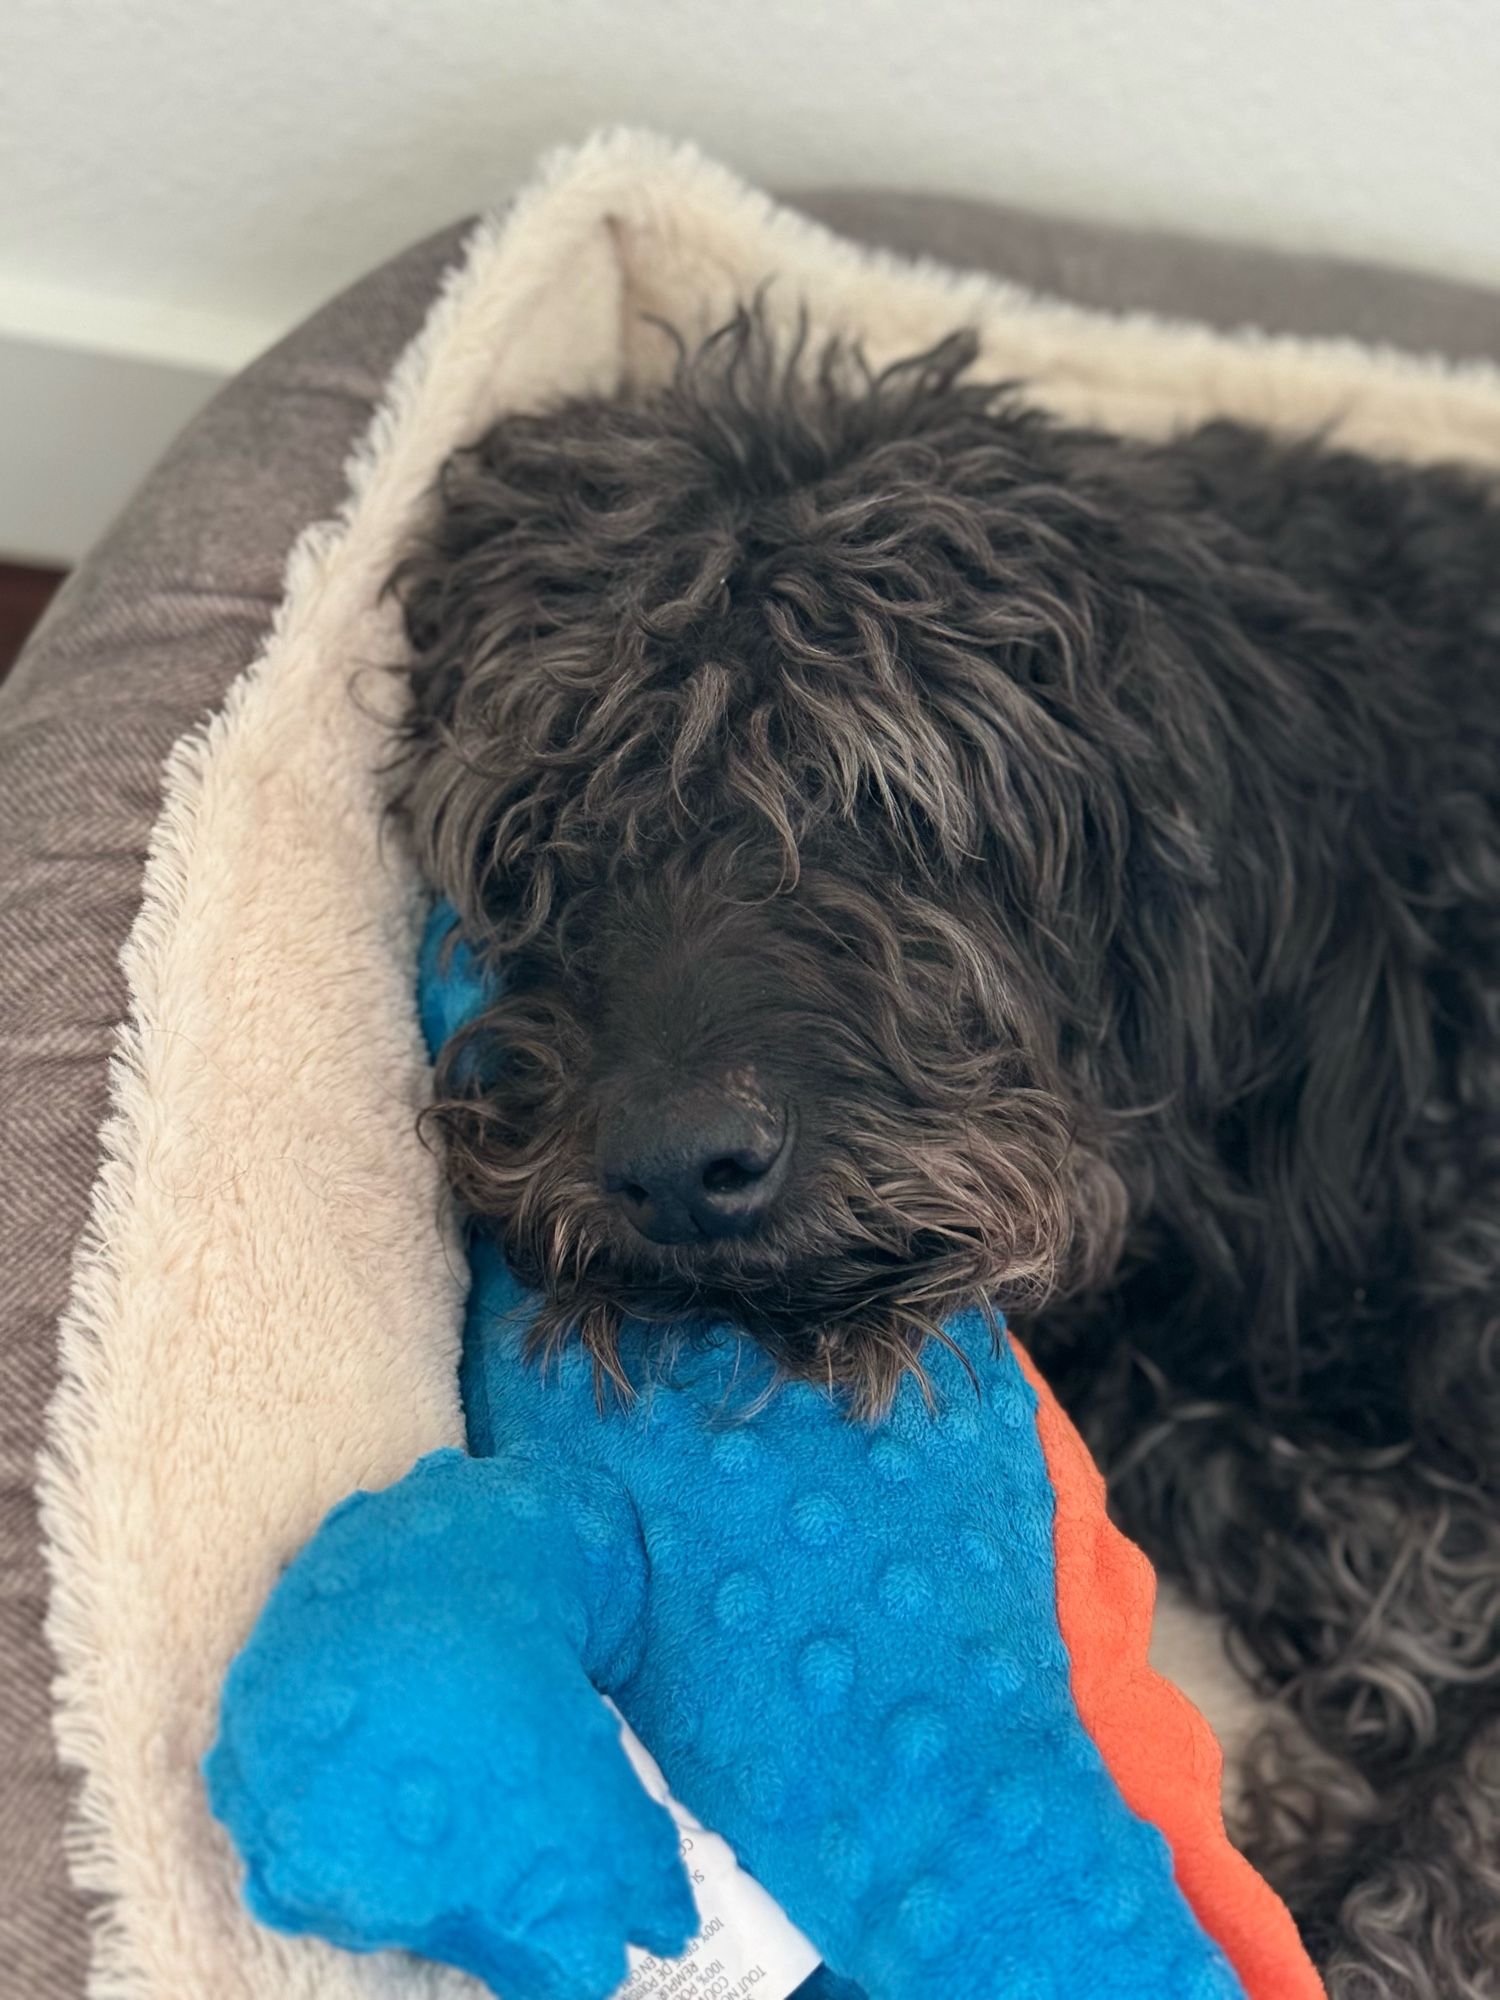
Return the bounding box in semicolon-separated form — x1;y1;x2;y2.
1010;1337;1324;2000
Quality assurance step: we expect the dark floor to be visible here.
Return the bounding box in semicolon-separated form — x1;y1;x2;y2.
0;563;67;684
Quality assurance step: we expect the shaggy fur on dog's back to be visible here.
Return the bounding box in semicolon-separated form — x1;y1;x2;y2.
391;313;1500;1997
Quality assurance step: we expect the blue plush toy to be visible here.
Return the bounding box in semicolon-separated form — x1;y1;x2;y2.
205;909;1321;2000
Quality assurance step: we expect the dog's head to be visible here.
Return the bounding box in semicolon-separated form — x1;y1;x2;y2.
393;313;1136;1409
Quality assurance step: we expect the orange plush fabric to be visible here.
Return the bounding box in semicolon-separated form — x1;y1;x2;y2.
1012;1339;1324;2000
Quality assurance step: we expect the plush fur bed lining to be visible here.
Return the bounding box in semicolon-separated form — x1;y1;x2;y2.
37;128;1500;2000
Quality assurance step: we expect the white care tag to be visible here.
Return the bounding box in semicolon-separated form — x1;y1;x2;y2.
610;1708;823;2000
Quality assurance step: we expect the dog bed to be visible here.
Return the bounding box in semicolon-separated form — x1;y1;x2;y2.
6;129;1500;1999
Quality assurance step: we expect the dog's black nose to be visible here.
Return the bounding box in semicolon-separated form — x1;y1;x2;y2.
598;1085;790;1244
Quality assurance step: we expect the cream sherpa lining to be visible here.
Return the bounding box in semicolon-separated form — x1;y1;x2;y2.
37;128;1500;2000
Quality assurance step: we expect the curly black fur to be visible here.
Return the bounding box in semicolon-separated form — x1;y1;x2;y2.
390;311;1500;1995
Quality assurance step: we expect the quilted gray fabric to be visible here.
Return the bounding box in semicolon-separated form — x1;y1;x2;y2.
2;186;1497;2000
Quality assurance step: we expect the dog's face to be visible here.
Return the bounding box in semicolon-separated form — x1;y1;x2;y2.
395;318;1129;1408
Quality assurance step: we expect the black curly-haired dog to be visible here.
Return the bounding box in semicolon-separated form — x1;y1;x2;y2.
391;313;1500;1998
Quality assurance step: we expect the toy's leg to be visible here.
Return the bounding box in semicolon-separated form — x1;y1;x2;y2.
207;1448;695;2000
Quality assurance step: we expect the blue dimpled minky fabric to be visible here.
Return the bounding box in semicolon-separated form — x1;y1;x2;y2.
204;906;1243;2000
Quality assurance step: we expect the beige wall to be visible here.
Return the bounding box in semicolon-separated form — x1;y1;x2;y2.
3;0;1494;558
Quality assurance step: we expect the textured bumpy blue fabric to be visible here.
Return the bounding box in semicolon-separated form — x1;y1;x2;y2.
205;907;1245;2000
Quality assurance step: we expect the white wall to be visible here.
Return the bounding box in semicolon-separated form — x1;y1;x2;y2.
4;0;1496;560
